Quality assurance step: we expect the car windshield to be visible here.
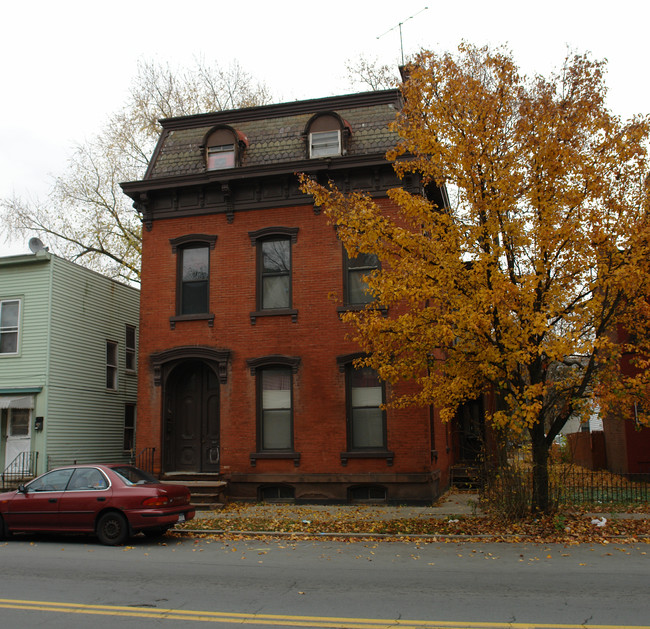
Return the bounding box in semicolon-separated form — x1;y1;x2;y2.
110;465;158;486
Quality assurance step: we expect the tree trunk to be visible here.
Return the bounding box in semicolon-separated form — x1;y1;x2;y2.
530;421;550;513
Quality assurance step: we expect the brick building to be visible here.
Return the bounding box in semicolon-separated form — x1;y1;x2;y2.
121;89;461;503
601;329;650;474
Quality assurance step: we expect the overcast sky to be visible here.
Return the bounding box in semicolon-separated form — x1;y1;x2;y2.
1;0;648;255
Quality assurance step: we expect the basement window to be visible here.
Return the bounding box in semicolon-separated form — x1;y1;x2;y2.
349;485;387;504
259;484;295;503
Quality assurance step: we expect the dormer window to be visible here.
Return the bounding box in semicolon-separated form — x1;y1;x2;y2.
207;144;235;170
311;130;341;158
204;126;248;171
306;113;351;159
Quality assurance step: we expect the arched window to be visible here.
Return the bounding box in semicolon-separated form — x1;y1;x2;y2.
347;365;385;450
203;126;248;170
249;227;299;322
336;353;392;465
169;234;217;326
305;113;351;159
247;355;301;466
344;250;380;305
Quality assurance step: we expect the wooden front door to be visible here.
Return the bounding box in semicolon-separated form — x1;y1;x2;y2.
166;361;220;473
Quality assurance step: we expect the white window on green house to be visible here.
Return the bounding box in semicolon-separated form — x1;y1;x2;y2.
124;403;136;451
125;325;136;372
0;299;20;355
9;408;30;436
106;341;118;390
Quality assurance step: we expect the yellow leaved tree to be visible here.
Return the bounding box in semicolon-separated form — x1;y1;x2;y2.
301;44;650;513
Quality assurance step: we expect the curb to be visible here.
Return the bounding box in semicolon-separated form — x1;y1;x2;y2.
171;528;650;542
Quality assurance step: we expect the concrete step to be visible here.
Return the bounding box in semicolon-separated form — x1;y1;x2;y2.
450;465;481;489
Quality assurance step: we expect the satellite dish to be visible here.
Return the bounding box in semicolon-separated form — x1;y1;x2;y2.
28;237;49;253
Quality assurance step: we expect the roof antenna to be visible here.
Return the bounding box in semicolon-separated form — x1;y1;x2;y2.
377;7;428;66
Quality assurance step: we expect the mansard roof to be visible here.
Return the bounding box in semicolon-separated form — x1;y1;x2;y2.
142;89;401;182
120;90;412;227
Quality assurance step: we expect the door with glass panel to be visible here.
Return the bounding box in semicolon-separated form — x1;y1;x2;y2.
4;408;31;473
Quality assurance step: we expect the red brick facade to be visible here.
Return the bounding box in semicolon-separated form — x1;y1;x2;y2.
124;90;456;502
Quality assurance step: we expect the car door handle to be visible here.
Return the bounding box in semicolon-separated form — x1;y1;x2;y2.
48;498;57;503
97;497;106;502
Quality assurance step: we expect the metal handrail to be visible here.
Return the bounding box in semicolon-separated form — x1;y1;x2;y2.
2;451;39;489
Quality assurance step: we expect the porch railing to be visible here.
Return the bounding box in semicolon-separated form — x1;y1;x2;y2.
2;451;39;489
132;447;156;474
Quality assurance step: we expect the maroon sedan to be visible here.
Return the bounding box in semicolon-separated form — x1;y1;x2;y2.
0;464;195;545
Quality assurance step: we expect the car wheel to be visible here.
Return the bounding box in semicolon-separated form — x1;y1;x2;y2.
0;514;7;540
143;526;171;539
96;512;129;546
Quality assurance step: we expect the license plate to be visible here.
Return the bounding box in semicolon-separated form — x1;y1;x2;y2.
178;514;185;523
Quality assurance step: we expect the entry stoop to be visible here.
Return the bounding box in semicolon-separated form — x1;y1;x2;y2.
160;474;228;511
449;464;481;490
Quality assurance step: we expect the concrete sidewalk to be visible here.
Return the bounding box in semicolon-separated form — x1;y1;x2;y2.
195;492;481;520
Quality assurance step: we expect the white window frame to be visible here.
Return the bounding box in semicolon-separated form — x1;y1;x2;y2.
0;299;21;356
8;407;30;437
310;130;341;158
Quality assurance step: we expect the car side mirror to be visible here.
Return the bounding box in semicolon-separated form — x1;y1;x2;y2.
17;484;27;494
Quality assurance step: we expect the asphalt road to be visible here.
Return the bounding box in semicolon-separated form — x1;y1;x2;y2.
0;532;648;628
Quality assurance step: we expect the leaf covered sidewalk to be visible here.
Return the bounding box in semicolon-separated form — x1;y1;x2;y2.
175;492;650;544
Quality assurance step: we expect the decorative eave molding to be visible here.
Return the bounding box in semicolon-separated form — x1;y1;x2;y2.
121;152;397;199
123;158;412;231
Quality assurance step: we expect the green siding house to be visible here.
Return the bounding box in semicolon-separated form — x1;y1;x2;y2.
0;250;139;483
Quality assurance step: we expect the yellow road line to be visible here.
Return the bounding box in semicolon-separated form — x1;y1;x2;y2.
0;598;647;629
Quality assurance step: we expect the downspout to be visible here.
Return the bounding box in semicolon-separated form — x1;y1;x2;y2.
42;252;54;473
